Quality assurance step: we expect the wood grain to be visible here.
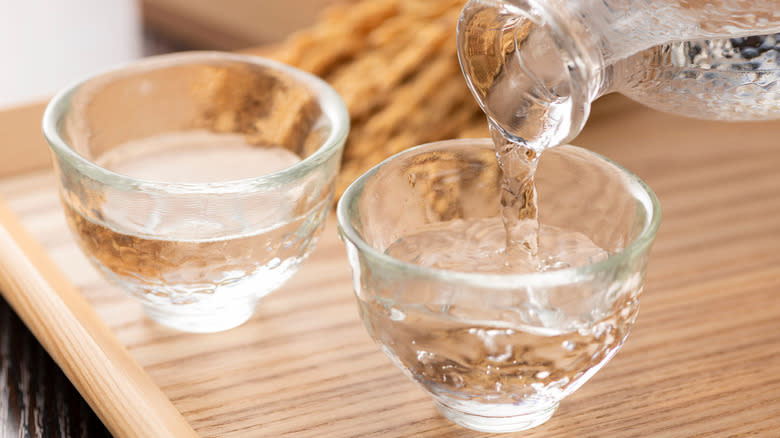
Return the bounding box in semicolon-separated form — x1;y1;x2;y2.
0;294;111;438
0;95;779;436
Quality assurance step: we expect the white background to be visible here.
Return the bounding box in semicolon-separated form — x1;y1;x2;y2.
0;0;143;109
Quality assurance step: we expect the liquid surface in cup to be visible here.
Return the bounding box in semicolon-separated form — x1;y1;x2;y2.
96;131;301;182
385;217;607;273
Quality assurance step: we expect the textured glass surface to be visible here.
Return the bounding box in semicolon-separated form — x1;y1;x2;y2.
338;139;661;433
457;0;780;145
620;35;780;120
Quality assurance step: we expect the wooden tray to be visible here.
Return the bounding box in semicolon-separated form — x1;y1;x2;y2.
0;95;779;437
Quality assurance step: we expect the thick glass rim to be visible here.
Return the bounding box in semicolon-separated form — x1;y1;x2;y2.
42;51;350;195
337;139;662;289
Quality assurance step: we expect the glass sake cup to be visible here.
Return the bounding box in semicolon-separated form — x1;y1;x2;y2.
337;139;661;433
43;52;349;333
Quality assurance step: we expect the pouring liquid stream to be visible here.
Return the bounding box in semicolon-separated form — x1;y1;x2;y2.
491;125;541;267
454;4;599;272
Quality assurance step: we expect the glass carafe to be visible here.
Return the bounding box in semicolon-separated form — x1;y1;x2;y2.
458;0;780;149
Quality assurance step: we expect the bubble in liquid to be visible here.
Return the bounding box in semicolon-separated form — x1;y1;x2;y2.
535;371;551;379
390;307;406;321
267;257;282;269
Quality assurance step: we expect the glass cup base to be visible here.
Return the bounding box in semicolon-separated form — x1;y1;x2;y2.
141;299;258;333
434;399;559;433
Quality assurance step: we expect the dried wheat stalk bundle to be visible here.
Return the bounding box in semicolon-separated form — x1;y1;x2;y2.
253;0;490;195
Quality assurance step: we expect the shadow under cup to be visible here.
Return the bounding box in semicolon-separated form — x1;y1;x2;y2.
43;52;349;333
337;139;661;433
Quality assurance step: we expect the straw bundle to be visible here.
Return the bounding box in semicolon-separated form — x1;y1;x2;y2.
253;0;490;194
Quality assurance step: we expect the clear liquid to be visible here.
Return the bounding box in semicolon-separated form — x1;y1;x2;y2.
359;295;638;408
385;218;607;273
96;131;301;182
491;126;542;264
63;200;327;304
363;211;634;420
64;131;327;305
375;218;620;409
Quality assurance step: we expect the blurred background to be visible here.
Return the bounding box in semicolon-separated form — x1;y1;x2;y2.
0;0;487;194
0;0;336;109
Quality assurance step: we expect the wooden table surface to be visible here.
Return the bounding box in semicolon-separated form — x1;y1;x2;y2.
0;95;779;437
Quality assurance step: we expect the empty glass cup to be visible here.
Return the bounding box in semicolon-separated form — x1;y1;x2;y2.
43;52;349;333
337;139;660;433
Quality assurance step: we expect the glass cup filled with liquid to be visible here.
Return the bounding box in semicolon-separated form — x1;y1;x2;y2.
43;52;349;333
337;139;660;433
